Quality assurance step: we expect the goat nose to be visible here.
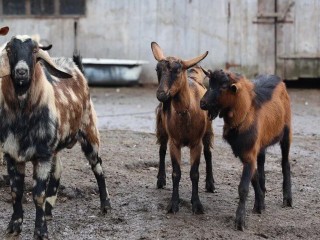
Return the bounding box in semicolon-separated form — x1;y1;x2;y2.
16;68;27;77
200;100;208;110
157;91;169;102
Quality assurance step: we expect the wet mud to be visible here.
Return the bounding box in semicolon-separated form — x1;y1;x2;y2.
0;86;319;239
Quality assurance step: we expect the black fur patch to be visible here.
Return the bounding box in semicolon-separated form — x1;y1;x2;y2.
253;75;282;108
0;106;57;161
224;123;257;158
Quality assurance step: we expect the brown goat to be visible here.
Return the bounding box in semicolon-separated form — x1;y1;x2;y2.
200;69;292;230
151;42;214;214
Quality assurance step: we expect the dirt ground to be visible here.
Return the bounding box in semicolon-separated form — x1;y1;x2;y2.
0;86;319;240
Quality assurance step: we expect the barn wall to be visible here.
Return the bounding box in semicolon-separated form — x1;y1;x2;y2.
2;0;318;82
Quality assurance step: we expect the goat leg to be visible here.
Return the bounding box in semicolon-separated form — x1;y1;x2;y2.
202;130;215;193
33;159;51;240
6;155;25;236
167;144;181;214
45;155;62;220
235;162;252;231
190;144;204;214
281;126;292;207
157;143;167;188
251;170;265;214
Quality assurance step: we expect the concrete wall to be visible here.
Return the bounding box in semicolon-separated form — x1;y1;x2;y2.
1;0;318;82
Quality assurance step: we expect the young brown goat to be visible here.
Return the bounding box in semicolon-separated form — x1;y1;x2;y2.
200;69;292;230
151;42;214;214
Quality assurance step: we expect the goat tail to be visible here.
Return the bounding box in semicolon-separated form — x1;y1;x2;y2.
73;51;84;74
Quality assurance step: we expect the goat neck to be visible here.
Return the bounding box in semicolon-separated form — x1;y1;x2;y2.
223;80;255;130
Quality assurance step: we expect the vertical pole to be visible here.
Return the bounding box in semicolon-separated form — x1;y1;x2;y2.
274;0;278;74
74;20;78;53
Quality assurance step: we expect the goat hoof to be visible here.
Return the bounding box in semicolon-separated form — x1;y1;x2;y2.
6;218;23;236
167;200;179;214
101;199;112;214
33;227;48;240
253;201;265;214
157;177;166;189
192;200;204;214
235;216;246;231
205;179;216;193
283;197;292;207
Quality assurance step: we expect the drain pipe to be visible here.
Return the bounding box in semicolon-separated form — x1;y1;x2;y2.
74;20;78;54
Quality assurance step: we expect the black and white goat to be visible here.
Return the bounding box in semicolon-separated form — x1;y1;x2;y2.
0;35;111;239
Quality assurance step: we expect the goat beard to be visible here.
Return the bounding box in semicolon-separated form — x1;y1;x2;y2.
207;108;219;120
14;79;30;96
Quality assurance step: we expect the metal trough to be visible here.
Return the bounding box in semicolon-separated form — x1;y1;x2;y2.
82;58;148;86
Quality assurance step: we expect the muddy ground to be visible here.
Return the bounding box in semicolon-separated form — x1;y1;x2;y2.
0;86;319;240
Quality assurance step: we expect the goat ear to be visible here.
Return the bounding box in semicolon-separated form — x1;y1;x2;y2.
151;42;165;61
200;66;210;77
39;44;52;51
0;26;9;36
230;84;238;94
37;49;72;79
182;51;208;69
0;49;11;77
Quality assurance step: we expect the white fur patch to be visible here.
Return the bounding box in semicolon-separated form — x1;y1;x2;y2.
36;161;51;180
46;195;57;207
15;35;31;42
57;89;68;105
82;111;90;126
62;122;70;139
3;133;19;160
68;89;79;102
18;93;28;101
0;48;10;77
15;60;29;71
94;164;103;175
22;146;36;161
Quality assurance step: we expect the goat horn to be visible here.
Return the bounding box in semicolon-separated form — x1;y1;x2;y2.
151;42;165;61
200;66;210;77
0;49;10;77
182;51;209;69
36;49;72;79
39;44;52;51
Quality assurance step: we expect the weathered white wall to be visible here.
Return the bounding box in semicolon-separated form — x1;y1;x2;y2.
3;0;317;82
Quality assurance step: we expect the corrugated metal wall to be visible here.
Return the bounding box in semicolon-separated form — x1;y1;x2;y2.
1;0;319;82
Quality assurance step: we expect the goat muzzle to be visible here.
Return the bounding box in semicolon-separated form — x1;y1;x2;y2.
200;99;209;110
156;90;170;102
